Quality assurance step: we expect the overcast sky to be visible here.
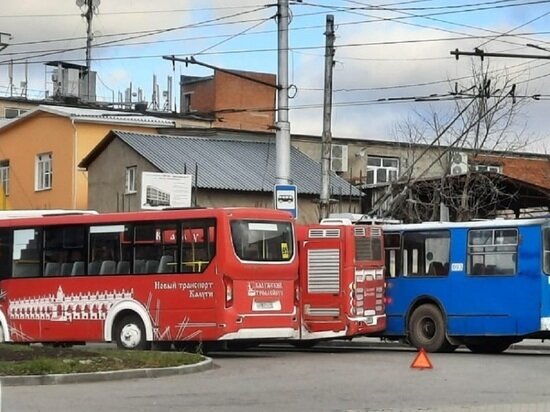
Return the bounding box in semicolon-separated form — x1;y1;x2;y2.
0;1;549;151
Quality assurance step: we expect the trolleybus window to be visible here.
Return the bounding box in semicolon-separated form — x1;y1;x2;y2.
384;233;401;278
400;230;450;277
544;228;550;275
231;220;293;262
467;228;517;275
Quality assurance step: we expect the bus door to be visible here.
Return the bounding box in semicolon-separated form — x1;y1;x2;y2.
298;226;346;339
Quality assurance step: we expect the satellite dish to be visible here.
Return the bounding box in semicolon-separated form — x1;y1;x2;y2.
75;0;85;7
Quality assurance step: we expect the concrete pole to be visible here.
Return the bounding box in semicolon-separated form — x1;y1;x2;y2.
275;0;291;185
319;15;335;220
85;0;93;71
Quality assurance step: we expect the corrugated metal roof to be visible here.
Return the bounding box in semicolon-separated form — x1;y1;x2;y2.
40;105;175;126
113;130;362;197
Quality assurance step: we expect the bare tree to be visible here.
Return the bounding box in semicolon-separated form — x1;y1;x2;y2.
373;63;535;222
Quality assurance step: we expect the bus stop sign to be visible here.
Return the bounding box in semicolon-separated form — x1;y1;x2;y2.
274;184;298;218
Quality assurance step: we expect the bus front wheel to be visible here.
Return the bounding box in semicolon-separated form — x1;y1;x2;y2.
114;314;151;350
408;304;456;353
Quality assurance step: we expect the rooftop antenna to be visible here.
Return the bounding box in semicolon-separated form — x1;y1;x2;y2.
151;74;159;111
76;0;100;72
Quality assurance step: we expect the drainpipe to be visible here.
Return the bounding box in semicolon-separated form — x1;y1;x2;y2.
70;118;77;209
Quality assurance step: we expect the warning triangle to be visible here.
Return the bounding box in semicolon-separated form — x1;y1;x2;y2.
410;348;433;369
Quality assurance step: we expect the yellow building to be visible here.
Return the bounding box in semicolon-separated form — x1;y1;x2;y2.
0;105;174;210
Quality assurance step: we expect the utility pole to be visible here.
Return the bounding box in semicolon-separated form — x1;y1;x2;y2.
275;0;291;185
82;0;99;71
319;15;335;220
77;0;99;100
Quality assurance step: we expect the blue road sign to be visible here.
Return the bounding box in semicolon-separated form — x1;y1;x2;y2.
274;184;298;218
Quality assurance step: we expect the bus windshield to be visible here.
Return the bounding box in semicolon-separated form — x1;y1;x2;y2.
231;220;293;262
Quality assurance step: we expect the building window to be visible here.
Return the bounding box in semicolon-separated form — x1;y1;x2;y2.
0;160;9;196
473;164;501;173
183;93;192;113
4;108;27;119
35;153;52;191
125;166;137;194
366;156;399;185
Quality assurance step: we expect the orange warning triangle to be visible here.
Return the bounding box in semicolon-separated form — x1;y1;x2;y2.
410;348;433;369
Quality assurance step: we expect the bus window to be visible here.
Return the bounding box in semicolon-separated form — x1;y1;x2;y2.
0;229;11;279
12;228;41;278
402;231;450;277
231;220;293;262
468;228;518;275
89;224;129;275
44;226;86;277
134;222;178;274
180;219;215;273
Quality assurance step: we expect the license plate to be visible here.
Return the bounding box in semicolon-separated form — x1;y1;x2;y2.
253;300;281;311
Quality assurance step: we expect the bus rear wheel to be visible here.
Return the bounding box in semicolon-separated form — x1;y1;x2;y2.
114;314;151;350
408;304;456;353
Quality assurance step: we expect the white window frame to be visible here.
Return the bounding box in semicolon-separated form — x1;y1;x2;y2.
0;160;9;196
366;156;399;186
4;107;27;119
473;164;501;173
35;153;52;191
125;166;137;194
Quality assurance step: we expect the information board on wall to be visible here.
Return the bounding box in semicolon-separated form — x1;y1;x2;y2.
141;172;193;210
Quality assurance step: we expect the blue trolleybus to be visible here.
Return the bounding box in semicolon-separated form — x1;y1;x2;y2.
381;218;550;353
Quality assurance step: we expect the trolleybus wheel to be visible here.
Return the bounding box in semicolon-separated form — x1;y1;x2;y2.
408;304;456;353
114;314;151;350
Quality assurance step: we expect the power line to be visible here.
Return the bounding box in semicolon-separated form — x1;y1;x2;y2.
0;6;271;65
6;31;550;67
0;4;270;19
477;8;550;49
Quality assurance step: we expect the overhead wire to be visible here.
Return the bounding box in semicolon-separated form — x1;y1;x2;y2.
0;6;272;65
477;9;550;49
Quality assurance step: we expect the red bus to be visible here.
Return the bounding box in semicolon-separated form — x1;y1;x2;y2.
294;223;386;343
0;208;298;350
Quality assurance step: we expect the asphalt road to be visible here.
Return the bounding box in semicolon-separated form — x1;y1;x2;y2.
4;343;550;412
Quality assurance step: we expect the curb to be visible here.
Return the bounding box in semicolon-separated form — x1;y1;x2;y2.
0;357;213;387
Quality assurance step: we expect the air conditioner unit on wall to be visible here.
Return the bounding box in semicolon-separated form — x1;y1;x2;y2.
331;144;349;172
450;151;468;175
